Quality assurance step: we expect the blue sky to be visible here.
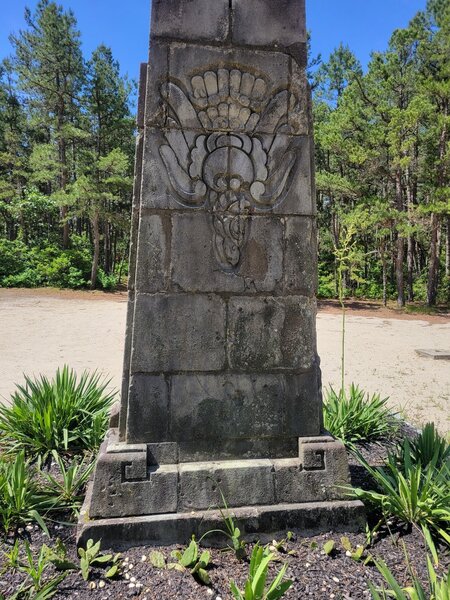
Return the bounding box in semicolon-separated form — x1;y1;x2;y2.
0;0;427;83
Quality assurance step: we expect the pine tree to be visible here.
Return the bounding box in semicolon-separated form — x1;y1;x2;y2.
9;0;84;248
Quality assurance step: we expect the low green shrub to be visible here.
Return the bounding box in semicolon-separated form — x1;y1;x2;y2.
0;366;116;460
0;237;92;289
97;269;118;291
0;239;31;281
317;271;336;299
323;384;398;445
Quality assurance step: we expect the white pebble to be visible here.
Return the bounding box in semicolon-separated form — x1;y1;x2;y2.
130;576;136;583
125;573;130;580
136;583;143;588
333;577;340;583
26;525;33;531
88;582;96;590
345;551;352;557
128;582;135;589
128;563;134;570
141;555;147;562
124;556;129;562
98;581;105;588
305;562;311;567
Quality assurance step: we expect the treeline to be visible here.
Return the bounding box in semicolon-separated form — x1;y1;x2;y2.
312;0;450;307
0;0;135;290
0;1;449;304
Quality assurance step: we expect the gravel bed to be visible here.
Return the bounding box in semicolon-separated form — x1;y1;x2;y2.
1;426;448;600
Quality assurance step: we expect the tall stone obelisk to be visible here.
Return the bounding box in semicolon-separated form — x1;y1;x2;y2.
79;0;364;547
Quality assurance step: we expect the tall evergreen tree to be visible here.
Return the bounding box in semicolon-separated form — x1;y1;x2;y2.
9;0;84;248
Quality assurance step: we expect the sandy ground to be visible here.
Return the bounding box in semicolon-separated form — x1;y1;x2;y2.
0;289;449;434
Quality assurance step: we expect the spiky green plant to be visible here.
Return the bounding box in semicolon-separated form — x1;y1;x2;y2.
323;384;398;445
40;451;95;515
0;366;116;460
350;448;450;546
368;537;450;600
230;543;293;600
0;452;54;534
394;423;450;473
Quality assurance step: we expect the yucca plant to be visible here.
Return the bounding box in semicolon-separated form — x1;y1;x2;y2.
323;384;398;445
0;452;54;534
394;423;450;474
350;448;450;546
0;366;116;460
40;451;95;515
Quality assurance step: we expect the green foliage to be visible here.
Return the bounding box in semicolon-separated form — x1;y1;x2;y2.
323;384;398;445
0;239;29;280
323;540;335;556
97;268;118;291
149;550;166;569
230;543;293;600
78;539;120;581
317;270;336;299
322;536;373;564
351;447;450;546
394;423;450;473
18;543;66;596
339;536;373;564
0;238;92;289
169;537;211;585
40;451;95;515
0;541;67;599
368;538;450;600
150;538;211;586
0;366;116;460
1;539;21;573
0;451;53;534
201;486;247;560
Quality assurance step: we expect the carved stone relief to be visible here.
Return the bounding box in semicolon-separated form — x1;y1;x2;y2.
159;68;298;271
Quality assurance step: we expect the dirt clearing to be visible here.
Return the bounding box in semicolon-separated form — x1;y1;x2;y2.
0;289;448;433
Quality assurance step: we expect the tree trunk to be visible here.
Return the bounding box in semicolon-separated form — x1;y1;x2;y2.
58;113;69;249
446;216;450;279
406;164;416;302
104;220;111;274
395;170;405;307
407;235;414;302
427;103;448;306
427;212;440;307
90;211;100;289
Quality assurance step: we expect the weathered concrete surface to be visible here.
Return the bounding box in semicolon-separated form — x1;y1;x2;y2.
83;426;352;522
79;484;365;549
78;0;363;543
415;349;450;360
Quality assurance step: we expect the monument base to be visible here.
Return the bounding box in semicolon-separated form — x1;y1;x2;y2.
77;428;365;547
78;493;365;548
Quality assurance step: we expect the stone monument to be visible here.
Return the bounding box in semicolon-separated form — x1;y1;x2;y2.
78;0;364;547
